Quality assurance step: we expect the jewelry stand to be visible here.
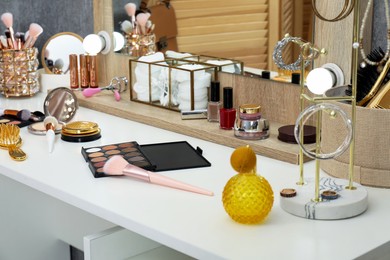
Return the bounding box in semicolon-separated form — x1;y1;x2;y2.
280;0;368;220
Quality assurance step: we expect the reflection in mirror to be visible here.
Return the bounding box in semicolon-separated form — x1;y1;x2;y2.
112;0;314;72
43;87;79;123
41;32;84;74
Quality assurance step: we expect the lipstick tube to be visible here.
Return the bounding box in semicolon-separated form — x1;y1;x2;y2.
69;54;79;89
79;54;89;88
89;55;98;88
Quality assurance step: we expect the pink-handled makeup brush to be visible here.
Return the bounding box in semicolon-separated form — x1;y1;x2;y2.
136;13;149;35
124;3;137;26
1;12;15;49
23;23;43;49
103;155;214;196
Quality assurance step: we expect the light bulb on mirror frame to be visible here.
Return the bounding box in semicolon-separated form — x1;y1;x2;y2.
306;63;344;95
82;30;111;55
113;31;125;52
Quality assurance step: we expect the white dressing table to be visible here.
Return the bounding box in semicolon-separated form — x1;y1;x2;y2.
0;92;390;260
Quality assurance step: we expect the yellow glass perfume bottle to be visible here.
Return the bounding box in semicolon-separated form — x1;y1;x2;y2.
222;145;274;224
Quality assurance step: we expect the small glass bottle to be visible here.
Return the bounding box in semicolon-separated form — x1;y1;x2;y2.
220;87;236;130
207;81;221;122
234;104;270;140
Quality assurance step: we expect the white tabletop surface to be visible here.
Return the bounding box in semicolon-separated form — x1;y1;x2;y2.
1;92;390;260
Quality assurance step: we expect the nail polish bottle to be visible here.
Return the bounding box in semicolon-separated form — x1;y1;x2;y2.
219;87;236;130
207;81;221;122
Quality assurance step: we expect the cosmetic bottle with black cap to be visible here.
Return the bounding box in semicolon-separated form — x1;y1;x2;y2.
207;81;221;122
219;87;236;130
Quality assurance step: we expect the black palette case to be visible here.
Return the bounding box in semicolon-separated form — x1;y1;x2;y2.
81;141;211;178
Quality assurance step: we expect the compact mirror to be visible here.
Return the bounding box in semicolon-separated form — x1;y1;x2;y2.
28;87;79;135
41;32;85;74
44;87;79;123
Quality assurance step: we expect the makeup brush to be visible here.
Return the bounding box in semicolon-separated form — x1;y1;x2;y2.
4;29;14;49
346;48;390;104
23;23;43;49
43;116;58;153
120;20;133;34
1;12;15;49
136;13;149;35
0;108;31;121
103;155;214;196
0;35;7;48
124;3;137;26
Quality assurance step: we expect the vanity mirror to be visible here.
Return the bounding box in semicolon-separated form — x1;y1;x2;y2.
111;0;314;71
41;32;85;74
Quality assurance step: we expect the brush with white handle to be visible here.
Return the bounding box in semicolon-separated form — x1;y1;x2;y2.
43;116;58;153
103;155;214;196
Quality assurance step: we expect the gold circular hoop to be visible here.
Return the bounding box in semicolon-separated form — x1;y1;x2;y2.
311;0;355;22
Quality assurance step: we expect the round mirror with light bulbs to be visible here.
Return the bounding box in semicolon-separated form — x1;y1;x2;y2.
41;32;85;74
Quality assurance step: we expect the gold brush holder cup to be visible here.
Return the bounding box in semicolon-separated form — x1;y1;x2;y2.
0;47;39;97
123;33;156;57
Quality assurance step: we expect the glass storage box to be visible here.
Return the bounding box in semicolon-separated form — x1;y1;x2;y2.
181;54;244;75
0;48;39;97
129;58;218;111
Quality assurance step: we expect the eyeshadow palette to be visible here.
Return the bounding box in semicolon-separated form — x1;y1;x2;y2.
81;141;211;178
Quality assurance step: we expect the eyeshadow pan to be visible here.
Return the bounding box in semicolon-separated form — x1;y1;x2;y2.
122;147;137;153
8;120;21;125
93;161;106;168
91;157;107;162
106;149;121;155
119;142;135;148
0;119;10;123
124;151;142;157
96;168;105;173
128;156;145;162
102;145;118;151
86;147;101;153
89;152;105;158
132;161;151;167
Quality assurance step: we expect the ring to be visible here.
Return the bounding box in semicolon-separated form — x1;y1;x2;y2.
280;188;297;198
272;35;311;71
321;190;339;200
294;103;353;160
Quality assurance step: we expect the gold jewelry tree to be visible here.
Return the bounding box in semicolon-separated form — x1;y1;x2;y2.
279;0;369;219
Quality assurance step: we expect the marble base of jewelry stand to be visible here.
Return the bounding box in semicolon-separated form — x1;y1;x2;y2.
280;177;368;220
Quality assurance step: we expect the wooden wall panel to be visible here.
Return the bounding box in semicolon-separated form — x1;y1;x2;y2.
171;0;269;69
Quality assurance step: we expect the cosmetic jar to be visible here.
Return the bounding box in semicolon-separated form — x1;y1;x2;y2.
234;104;270;140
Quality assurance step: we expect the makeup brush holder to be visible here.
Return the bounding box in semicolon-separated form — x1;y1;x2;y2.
129;58;218;112
0;48;40;97
322;86;390;188
123;33;156;57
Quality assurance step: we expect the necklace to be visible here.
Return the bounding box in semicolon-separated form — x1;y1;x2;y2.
359;0;390;68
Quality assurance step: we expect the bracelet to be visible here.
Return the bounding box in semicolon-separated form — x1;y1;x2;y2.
294;103;353;160
272;35;311;71
311;0;355;22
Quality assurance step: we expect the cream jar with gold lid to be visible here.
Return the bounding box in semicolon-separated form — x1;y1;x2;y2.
234;104;270;140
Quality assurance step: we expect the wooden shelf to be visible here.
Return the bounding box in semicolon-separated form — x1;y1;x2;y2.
76;91;313;165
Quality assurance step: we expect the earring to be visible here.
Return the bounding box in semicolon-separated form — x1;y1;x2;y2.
272;34;311;71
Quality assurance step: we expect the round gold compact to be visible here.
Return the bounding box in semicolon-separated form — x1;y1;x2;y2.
61;121;101;143
62;121;99;135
